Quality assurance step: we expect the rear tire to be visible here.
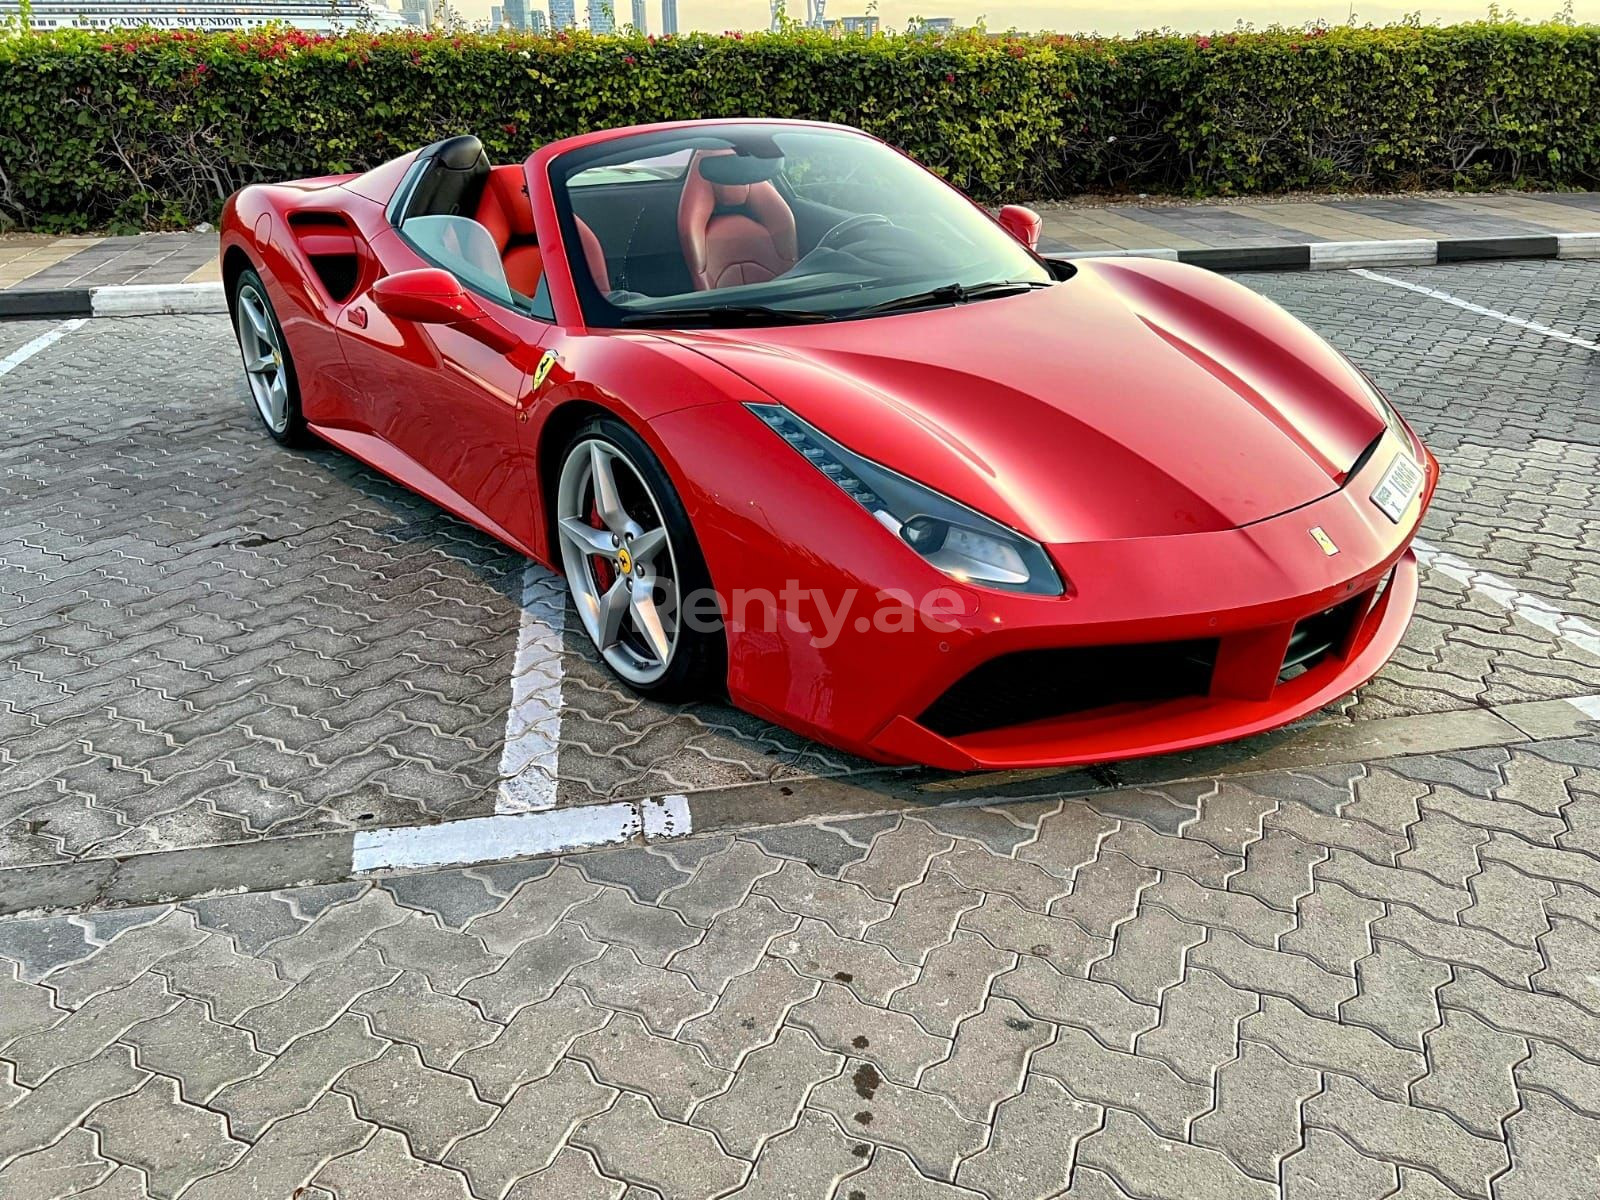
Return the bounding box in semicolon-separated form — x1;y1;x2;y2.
231;268;308;446
553;416;725;702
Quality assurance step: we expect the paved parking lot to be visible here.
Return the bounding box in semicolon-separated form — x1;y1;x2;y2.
1;259;1599;1197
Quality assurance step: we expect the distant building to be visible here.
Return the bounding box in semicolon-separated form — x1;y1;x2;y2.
489;3;501;22
528;7;547;29
836;14;877;34
806;0;825;26
2;0;410;30
586;0;612;31
398;0;428;24
502;0;526;25
630;0;645;30
907;16;954;33
658;0;675;32
549;0;575;25
768;0;781;30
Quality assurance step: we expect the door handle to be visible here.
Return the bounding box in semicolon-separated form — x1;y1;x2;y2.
347;305;368;329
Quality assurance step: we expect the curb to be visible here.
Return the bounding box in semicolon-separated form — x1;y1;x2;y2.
0;281;227;320
0;232;1597;319
1053;230;1600;271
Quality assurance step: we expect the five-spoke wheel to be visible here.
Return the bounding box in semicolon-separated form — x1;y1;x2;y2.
231;268;306;445
555;419;723;698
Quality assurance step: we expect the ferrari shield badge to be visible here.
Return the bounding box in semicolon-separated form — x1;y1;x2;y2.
531;350;559;391
1309;527;1339;556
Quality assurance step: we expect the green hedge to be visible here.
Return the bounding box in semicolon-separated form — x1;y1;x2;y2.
2;21;1598;231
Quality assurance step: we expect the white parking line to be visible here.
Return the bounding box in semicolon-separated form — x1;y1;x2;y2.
352;801;642;873
1415;540;1600;660
1353;268;1600;354
0;318;87;379
496;564;567;814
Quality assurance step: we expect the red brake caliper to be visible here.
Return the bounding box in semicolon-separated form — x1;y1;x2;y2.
588;498;614;591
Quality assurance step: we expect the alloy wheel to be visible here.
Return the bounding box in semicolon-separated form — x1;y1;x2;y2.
556;438;681;686
235;283;291;435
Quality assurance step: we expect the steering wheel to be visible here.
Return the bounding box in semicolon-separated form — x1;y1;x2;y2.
817;213;893;251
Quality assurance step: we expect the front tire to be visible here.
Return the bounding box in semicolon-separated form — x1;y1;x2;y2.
554;417;724;701
231;268;308;446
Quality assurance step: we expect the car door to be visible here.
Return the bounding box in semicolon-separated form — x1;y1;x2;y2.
337;220;550;555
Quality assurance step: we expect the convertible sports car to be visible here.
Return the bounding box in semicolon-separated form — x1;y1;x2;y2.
220;118;1437;771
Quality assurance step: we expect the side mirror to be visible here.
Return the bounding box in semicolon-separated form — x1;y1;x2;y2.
997;204;1043;252
370;268;520;353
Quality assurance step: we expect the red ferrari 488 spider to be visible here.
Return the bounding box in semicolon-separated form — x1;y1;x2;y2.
221;119;1437;771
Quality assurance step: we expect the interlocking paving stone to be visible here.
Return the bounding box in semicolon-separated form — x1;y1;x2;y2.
349;969;501;1069
769;918;920;1005
122;998;269;1103
919;995;1052;1121
1078;1109;1276;1200
152;932;292;1023
790;981;949;1086
5;974;176;1085
1516;1040;1600;1117
86;1076;246;1199
669;894;798;992
1281;1128;1399;1200
995;953;1158;1050
809;1061;988;1181
953;1073;1097;1198
312;1128;475;1199
1134;969;1256;1084
444;1059;615;1197
335;1043;497;1161
1305;1075;1508;1200
565;945;716;1036
569;1012;729;1121
502;1146;626;1199
1194;1040;1321;1180
459;922;604;1021
0;1126;116;1198
752;860;894;937
1033;1025;1212;1138
236;946;397;1053
1243;996;1425;1101
452;984;608;1104
689;1026;841;1159
181;1092;373;1200
1343;941;1450;1050
681;957;820;1070
1190;930;1357;1018
212;1013;388;1139
655;840;782;925
573;1091;749;1200
861;866;984;965
0;1047;146;1167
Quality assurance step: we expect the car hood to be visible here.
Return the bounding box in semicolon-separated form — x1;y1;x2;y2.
663;258;1388;544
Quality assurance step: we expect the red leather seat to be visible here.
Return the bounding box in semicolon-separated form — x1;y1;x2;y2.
475;165;544;295
677;150;798;291
475;164;611;295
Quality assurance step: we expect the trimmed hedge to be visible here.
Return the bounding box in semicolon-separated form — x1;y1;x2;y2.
2;21;1599;231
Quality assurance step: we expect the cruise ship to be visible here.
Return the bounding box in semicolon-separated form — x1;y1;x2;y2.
2;0;415;32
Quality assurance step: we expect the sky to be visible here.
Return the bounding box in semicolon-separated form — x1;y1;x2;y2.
459;0;1600;34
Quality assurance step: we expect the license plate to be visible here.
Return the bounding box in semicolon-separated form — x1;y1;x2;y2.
1370;452;1423;523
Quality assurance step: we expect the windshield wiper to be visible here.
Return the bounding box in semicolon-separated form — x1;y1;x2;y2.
855;279;1051;317
618;305;836;327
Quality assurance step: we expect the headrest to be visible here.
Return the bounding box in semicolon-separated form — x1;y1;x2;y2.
697;154;785;187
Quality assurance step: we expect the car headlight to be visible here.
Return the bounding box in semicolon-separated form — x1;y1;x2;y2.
748;403;1066;596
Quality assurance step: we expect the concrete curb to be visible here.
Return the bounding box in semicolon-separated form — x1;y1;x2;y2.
0;281;227;320
1055;230;1600;272
0;232;1596;320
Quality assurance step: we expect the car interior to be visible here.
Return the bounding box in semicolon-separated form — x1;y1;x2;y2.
391;133;855;307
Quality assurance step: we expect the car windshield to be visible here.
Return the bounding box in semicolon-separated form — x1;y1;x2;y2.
546;124;1054;327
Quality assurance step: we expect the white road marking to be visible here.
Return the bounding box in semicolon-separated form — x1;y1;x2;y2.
352;801;642;873
1571;695;1600;720
641;794;691;839
496;564;567;814
1415;540;1600;660
0;318;87;379
1353;268;1600;354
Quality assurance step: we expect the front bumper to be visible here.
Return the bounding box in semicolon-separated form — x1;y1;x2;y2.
867;549;1418;770
654;402;1436;771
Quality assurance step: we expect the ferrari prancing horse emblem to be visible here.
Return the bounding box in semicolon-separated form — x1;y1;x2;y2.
1309;526;1339;555
531;349;559;391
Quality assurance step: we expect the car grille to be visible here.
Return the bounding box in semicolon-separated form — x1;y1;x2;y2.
918;639;1221;739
